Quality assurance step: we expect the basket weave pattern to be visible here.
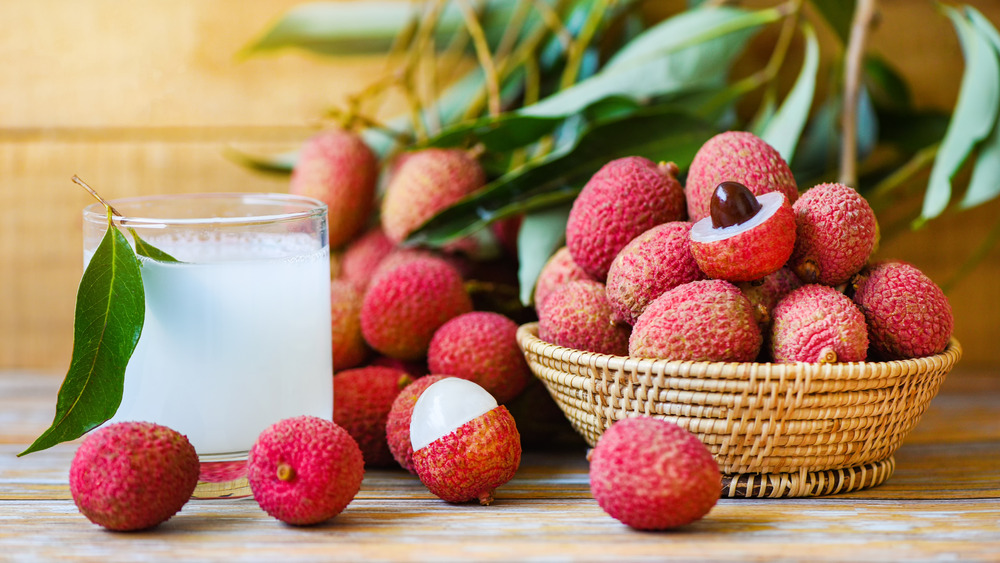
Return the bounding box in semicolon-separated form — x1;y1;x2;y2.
517;323;961;497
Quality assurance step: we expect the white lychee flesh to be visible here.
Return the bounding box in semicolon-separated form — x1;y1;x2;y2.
410;377;497;451
689;191;785;242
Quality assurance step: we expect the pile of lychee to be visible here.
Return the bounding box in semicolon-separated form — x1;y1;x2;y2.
537;130;954;365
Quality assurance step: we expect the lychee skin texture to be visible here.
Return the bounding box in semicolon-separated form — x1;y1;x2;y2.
684;131;798;222
790;182;879;286
333;366;412;467
386;375;448;474
852;261;953;360
629;279;762;362
606;221;704;325
330;280;369;371
289;130;379;248
412;406;521;505
589;417;720;530
247;416;364;526
533;246;594;313
537;280;630;356
566;157;686;280
360;256;473;360
381;148;486;244
770;284;869;363
427;312;531;404
69;422;199;531
737;266;803;326
689;193;796;282
339;227;396;292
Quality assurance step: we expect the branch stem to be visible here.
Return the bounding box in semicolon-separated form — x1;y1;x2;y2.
840;0;878;187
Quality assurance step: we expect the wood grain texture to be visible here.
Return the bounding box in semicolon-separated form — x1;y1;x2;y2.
1;369;998;561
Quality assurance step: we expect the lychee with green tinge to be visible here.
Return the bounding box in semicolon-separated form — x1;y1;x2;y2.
770;284;869;363
247;416;364;526
69;422;199;531
537;279;630;356
333;366;412;467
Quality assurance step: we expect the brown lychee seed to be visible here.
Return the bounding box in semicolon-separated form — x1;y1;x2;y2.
711;181;762;228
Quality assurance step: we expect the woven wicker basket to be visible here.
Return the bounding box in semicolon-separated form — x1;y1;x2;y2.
516;322;961;498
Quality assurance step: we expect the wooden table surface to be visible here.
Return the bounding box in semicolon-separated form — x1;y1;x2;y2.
2;368;999;562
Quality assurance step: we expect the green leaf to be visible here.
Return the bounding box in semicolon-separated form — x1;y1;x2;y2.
130;229;181;263
223;146;297;175
516;205;572;305
807;0;856;44
919;6;1000;224
864;55;912;111
760;22;820;164
961;6;1000;209
19;216;145;455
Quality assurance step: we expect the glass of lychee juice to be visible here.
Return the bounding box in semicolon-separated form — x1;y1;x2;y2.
82;193;333;499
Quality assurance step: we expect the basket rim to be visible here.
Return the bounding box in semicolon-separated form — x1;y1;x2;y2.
516;322;962;381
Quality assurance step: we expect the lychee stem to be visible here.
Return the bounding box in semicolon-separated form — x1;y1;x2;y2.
795;260;820;284
276;462;296;482
818;348;838;364
477;489;495;506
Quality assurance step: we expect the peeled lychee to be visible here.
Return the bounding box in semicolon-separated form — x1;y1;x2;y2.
69;422;199;531
385;374;447;474
247;415;364;526
333;366;412;467
684;131;798;222
360;255;473;360
770;284;869;363
289;130;379;248
566;157;686;280
589;416;720;530
851;261;953;360
606;221;704;324
533;246;594;313
629;279;761;362
339;226;396;291
537;279;630;356
427;312;531;404
410;378;521;505
330;280;369;371
689;182;796;282
790;182;879;286
381;148;486;244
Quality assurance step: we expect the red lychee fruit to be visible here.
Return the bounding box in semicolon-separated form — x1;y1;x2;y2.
427;312;531;404
69;422;199;531
410;378;521;505
533;246;595;313
737;266;803;327
771;284;869;363
684;131;798;222
380;148;486;244
790;182;879;286
689;182;796;282
851;261;953;360
537;279;630;356
333;366;413;467
589;416;720;530
339;226;396;292
360;255;473;360
289;129;379;248
605;221;704;325
247;415;364;526
386;374;448;474
566;157;686;280
629;279;762;362
331;279;369;371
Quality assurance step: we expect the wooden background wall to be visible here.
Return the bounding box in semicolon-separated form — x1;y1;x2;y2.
2;0;998;372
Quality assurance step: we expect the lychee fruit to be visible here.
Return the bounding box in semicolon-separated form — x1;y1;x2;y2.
684;131;798;222
629;279;761;362
789;182;879;286
851;261;953;360
289;129;379;248
330;279;369;371
339;226;396;291
566;157;686;280
689;181;796;282
770;284;869;363
589;416;720;530
410;378;521;505
533;246;594;313
333;366;413;467
386;374;448;474
381;148;486;244
605;221;704;324
360;255;473;360
247;415;364;526
69;422;199;531
537;279;630;356
370;355;429;379
427;312;531;404
737;266;803;327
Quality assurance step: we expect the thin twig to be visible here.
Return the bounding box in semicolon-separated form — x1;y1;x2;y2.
840;0;878;188
457;0;502;116
559;0;608;89
73;176;122;218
